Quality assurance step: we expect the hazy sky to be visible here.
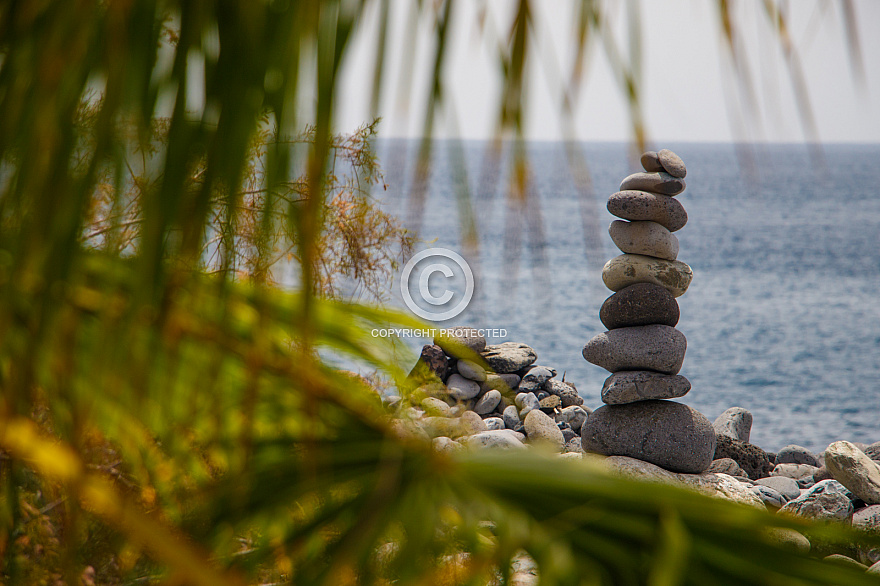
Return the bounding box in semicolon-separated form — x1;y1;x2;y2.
336;0;880;143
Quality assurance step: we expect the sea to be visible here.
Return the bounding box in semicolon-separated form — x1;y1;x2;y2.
371;140;880;454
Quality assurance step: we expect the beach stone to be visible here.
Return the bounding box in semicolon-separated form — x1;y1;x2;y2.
824;440;880;505
518;365;556;392
864;441;880;461
713;434;774;480
813;466;834;482
601;371;690;404
776;445;820;467
564;437;583;453
502;405;522;429
756;476;801;501
773;463;820;481
657;149;686;178
517;392;540;418
609;220;680;261
871;560;880;575
420;396;452;417
474;389;502;415
602;254;693;298
582;401;715;474
640;150;663;172
762;528;811;553
582;325;687;375
456;359;488;382
414;344;450;381
561;428;578;443
538;395;560;410
619;171;686;196
432;436;463;453
607;190;688;232
712;407;753;443
480;373;520;394
854;505;880;532
751;485;787;508
556;405;590;432
481;342;537;374
446;374;481;401
524;409;565;450
599;283;680;330
423;412;487;439
545;380;584;407
462;430;526;450
779;479;854;522
483;417;505;431
434;326;486;356
823;554;866;570
708;458;745;477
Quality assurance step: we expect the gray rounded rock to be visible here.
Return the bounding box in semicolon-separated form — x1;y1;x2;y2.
779;479;854;522
708;458;746;477
545;380;584;407
609;220;679;261
657;149;686;178
853;504;880;532
619;171;686;196
776;445;820;467
524;409;565;450
601;371;691;404
538;394;560;410
480;373;520;394
556;405;590;432
773;463;818;481
602;254;693;298
483;416;505;431
434;326;486;356
751;485;787;509
517;392;540;418
824;440;880;505
480;342;537;374
756;476;801;501
446;374;481;401
607;190;688;232
640;150;663;172
463;430;526;450
580;400;716;474
456;359;488;382
421;396;452;417
600;283;680;330
502;405;521;429
474;389;502;415
712;407;753;443
582;325;687;375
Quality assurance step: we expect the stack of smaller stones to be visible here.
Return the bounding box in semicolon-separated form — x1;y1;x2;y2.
580;149;717;474
403;328;590;453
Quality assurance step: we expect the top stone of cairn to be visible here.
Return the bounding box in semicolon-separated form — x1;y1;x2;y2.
640;149;687;179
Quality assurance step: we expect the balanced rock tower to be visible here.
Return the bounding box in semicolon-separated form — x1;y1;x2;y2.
580;149;716;474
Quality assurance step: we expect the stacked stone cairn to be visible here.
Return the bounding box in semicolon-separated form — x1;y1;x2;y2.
403;328;590;453
580;149;718;474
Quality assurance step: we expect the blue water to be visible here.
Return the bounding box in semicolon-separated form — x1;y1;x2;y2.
374;140;880;454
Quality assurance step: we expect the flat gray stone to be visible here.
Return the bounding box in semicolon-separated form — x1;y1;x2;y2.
481;342;537;374
751;485;787;508
434;326;486;356
556;405;590;432
601;371;690;404
713;407;753;443
609;220;679;261
708;458;746;477
581;400;715;474
756;476;801;500
456;359;488;382
582;325;687;375
474;389;502;415
619;171;686;196
657;149;686;178
524;409;565;450
640;151;663;172
446;374;481;401
602;254;693;297
779;479;854;522
600;283;680;330
776;444;820;467
824;440;880;505
607;190;688;232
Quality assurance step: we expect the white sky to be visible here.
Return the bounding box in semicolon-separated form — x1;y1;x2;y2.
336;0;880;143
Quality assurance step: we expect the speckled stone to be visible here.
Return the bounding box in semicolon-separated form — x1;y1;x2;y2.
607;190;688;232
413;344;450;381
640;151;663;172
658;149;686;178
602;254;693;297
524;409;565;450
434;326;486;356
824;440;880;504
708;458;746;477
713;407;753;443
619;171;686;196
582;324;687;375
474;389;502;415
776;445;820;467
600;283;680;329
779;479;854;522
714;434;774;480
480;342;537;374
582;401;716;474
601;371;690;404
456;359;488;382
609;220;679;261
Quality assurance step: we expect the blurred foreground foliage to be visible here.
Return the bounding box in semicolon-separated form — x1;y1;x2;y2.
0;0;878;584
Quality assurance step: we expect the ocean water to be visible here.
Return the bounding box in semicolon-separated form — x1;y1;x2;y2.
373;140;880;454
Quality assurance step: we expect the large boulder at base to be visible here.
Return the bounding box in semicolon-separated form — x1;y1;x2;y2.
599;283;680;330
480;342;537;374
824;440;880;505
712;407;753;443
713;434;774;480
779;479;854;522
582;325;687;375
581;400;715;474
